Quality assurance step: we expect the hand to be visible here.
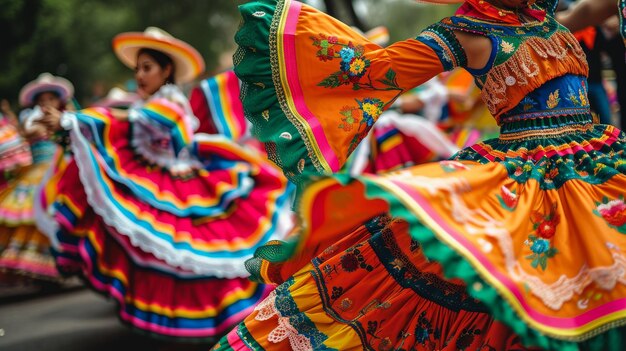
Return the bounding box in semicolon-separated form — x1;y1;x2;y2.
400;96;425;114
40;106;63;132
1;99;18;125
22;124;49;140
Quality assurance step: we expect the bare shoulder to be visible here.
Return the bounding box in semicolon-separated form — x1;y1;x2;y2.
452;30;493;71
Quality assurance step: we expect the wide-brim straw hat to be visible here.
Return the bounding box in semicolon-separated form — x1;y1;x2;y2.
113;27;205;84
93;87;140;108
19;73;74;107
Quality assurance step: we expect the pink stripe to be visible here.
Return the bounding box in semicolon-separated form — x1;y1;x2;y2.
387;179;626;329
0;209;35;220
0;259;59;277
224;71;247;136
226;326;251;349
78;240;258;338
282;1;340;171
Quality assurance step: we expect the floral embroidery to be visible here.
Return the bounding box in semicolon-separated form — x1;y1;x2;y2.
343;98;385;153
594;196;626;234
414;311;440;347
579;88;588;106
312;34;403;152
339;106;361;132
456;327;481;351
339;244;373;273
520;97;535;111
546;89;560;109
568;91;581;106
313;34;401;94
525;209;560;270
497;185;518;211
501;40;515;54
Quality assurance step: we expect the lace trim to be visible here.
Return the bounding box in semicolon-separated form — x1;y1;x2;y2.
482;31;587;118
254;291;314;351
64;113;293;278
130;118;203;173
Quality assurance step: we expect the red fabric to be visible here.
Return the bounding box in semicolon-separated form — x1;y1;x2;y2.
457;0;546;25
189;86;218;135
573;27;597;49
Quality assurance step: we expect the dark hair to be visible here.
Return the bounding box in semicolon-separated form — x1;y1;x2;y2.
33;91;63;108
137;48;176;84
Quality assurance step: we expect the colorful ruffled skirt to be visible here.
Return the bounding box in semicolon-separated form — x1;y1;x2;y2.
48;107;294;342
213;1;626;350
0;120;32;192
0;154;60;281
345;111;462;175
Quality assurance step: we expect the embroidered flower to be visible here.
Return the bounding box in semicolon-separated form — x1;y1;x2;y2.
340;252;360;272
456;328;480;350
339;47;355;63
331;286;344;300
358;98;384;127
579;88;588;106
339;106;361;132
349;58;367;76
537;219;557;239
595;198;626;228
339;298;353;311
531;238;550;254
501;41;515;54
546;89;561;109
525;235;558;271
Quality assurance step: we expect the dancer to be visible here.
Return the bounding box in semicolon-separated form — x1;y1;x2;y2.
39;27;293;342
0;73;72;283
213;0;626;350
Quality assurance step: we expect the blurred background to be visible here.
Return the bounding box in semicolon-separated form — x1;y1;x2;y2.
0;0;458;106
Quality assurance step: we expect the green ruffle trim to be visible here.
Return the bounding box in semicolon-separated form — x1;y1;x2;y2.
235;0;327;185
248;173;626;350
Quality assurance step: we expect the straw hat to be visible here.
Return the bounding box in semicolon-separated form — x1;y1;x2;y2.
93;87;140;108
113;27;205;84
19;73;74;107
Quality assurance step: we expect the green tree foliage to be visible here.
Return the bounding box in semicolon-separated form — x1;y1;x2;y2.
0;0;246;106
0;0;455;107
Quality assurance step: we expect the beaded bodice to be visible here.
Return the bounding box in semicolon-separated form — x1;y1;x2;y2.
437;15;589;125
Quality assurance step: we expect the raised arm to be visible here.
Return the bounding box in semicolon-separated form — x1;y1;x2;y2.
557;0;618;32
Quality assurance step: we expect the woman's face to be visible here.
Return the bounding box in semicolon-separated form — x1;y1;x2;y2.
488;0;535;9
35;92;62;109
135;52;172;98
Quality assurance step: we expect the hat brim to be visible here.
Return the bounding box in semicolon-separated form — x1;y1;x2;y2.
19;80;74;108
113;33;205;84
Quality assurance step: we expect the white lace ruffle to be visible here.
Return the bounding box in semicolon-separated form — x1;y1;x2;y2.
64;112;294;278
33;158;61;250
254;291;313;351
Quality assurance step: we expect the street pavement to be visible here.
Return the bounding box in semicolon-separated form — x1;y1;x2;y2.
0;287;211;351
